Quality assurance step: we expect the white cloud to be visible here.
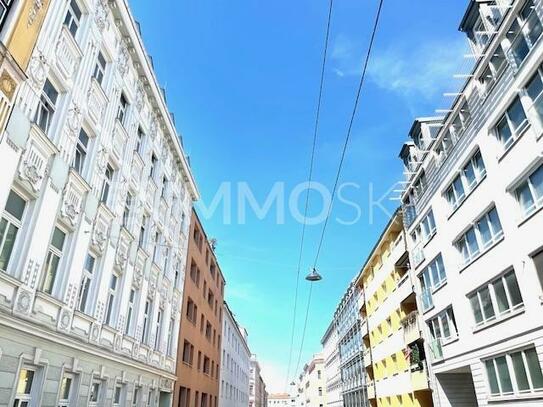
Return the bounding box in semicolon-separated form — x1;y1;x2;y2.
330;33;470;102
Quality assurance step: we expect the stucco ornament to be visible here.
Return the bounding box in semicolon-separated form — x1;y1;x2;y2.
0;71;17;101
59;309;71;330
133;267;143;289
135;81;145;111
15;290;32;314
117;41;130;77
66;103;82;137
94;0;109;32
28;52;48;89
28;0;44;26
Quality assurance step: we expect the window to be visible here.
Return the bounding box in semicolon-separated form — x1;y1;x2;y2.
455;206;503;265
41;227;66;294
186;297;197;324
154;307;163;350
479;46;507;93
495;97;529;151
471;16;490;51
92;51;106;86
445;150;486;210
150;153;158;179
469;270;523;327
153;231;161;264
485;347;543;397
89;379;103;406
125;288;136;335
206;321;212;341
428;307;458;343
133;386;141;407
203;356;211;375
104;273;118;326
167;317;175;357
72;129;89;174
515;163;543;217
122;192;133;228
0;190;26;272
113;384;123;407
420;254;447;293
35;79;59;134
507;0;543;67
139;215;148;249
13;367;36;407
161;176;168;199
182;340;194;365
135;127;145;155
76;253;95;313
64;0;82;37
100;164;114;204
117;93;128;125
190;261;200;286
58;372;75;407
142;299;152;343
411;209;436;260
527;66;543;125
451;100;472;139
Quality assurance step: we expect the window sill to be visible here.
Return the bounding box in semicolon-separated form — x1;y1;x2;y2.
458;235;504;274
517;202;543;227
473;306;525;333
441;336;459;348
488;390;543;403
446;173;487;221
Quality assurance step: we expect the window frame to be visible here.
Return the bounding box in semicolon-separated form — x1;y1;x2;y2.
0;190;27;273
41;226;67;295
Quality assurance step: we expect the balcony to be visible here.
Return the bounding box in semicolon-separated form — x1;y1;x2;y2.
367;381;375;399
86;79;107;131
411;362;430;391
401;311;421;345
429;338;443;362
421;287;433;312
54;26;82;85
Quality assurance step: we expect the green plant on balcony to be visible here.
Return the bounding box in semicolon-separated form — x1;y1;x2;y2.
409;343;423;372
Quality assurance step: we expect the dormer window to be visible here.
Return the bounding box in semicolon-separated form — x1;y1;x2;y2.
64;0;82;37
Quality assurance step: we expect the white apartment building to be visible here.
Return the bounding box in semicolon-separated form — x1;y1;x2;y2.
267;393;294;407
399;0;543;405
295;354;326;407
321;321;342;407
220;302;251;407
0;0;198;406
250;355;267;407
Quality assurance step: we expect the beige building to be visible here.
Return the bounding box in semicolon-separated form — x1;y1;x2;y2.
295;354;326;407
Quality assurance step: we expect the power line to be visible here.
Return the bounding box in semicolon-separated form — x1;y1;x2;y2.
313;0;385;269
292;0;385;380
284;0;335;390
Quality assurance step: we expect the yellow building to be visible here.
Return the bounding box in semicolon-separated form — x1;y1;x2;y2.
356;210;433;407
0;0;51;133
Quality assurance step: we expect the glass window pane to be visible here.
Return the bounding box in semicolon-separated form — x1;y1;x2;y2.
530;165;543;201
508;97;528;132
517;182;535;214
16;369;34;394
60;376;72;399
51;228;65;251
0;223;18;271
526;72;543;103
470;294;483;324
5;191;26;220
466;228;479;257
511;352;530;391
493;278;510;313
441;313;451;338
496;116;513;146
504;272;523;307
478;217;492;247
480;287;495;320
464;161;476;188
525;348;543;389
485;360;500;395
488;208;503;236
496;356;513;394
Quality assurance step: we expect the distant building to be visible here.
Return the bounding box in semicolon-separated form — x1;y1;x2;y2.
250;355;267;407
294;354;326;407
173;210;226;407
355;210;432;406
321;319;342;407
267;393;293;407
220;301;251;407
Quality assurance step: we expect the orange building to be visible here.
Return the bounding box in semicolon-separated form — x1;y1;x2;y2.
173;209;226;407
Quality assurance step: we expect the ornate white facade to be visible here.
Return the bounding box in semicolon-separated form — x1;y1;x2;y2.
0;0;198;406
220;302;251;407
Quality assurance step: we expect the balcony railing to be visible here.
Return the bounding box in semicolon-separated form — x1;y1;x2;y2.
421;287;433;312
401;311;420;345
55;26;82;83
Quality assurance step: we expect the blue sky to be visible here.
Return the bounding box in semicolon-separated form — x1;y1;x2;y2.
130;0;471;392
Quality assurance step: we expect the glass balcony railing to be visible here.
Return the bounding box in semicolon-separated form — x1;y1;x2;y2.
429;338;443;362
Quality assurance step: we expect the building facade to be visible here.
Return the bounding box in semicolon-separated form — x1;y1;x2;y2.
249;355;267;407
173;210;225;407
220;301;251;407
294;354;326;407
399;0;543;405
335;282;368;407
321;321;342;407
355;211;433;407
267;393;292;407
0;0;198;406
